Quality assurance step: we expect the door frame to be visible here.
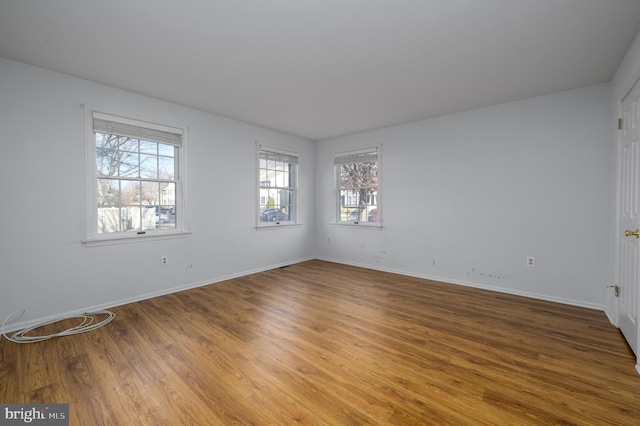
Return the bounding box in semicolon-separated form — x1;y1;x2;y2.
613;72;640;374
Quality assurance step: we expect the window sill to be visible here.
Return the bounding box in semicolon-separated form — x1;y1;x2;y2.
82;231;191;247
330;222;382;229
256;222;301;230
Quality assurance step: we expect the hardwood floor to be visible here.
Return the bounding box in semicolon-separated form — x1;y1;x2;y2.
2;260;639;425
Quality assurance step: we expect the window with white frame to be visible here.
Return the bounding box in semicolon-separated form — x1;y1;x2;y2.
86;109;185;242
258;146;298;226
334;147;379;224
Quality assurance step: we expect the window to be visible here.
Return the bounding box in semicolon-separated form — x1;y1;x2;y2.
85;109;186;243
334;147;380;225
258;145;298;226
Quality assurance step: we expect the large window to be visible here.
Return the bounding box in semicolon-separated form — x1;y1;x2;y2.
258;146;298;226
334;147;379;225
85;109;185;243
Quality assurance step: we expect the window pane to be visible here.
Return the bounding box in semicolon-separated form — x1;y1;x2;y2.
122;207;142;232
260;169;269;184
97;207;121;234
96;148;117;177
158;156;174;179
96;133;118;150
97;179;119;207
118;137;139;152
339;164;353;188
158;143;175;157
160;183;175;205
279;189;293;221
280;170;291;188
118;151;139;177
157;207;175;230
266;189;278;208
278;189;292;206
141;181;160;205
140;154;158;179
274;170;284;187
142;207;156;230
140;140;157;155
368;163;378;181
121;180;140;205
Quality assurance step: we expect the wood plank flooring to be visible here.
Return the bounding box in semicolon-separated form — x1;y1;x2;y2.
2;260;640;425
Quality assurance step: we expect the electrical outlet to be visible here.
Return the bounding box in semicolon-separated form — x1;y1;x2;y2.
527;256;535;267
161;255;168;265
327;236;331;243
360;241;365;248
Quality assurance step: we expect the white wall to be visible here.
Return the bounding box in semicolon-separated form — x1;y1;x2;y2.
315;83;612;309
0;57;315;330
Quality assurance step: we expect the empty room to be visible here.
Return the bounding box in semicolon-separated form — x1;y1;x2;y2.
2;1;640;424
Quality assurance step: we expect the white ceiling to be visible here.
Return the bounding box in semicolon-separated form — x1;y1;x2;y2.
1;0;640;141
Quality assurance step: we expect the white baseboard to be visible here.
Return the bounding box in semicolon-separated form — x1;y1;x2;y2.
2;255;608;336
315;256;606;312
1;256;314;335
604;306;618;327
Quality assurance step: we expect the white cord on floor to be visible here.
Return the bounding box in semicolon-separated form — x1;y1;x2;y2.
1;309;115;343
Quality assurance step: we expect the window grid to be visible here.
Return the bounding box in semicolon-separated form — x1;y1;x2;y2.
258;147;297;225
334;149;379;224
95;133;178;234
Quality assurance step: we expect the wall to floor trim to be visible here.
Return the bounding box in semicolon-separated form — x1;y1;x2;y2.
317;256;606;313
1;256;315;335
604;306;617;327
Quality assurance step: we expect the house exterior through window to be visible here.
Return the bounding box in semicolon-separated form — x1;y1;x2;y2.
258;145;298;226
85;108;186;244
334;147;380;225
